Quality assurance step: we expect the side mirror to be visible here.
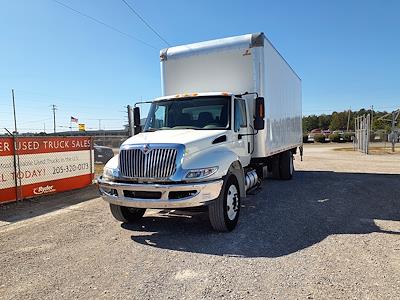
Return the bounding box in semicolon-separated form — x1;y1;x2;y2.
133;107;142;135
254;97;265;130
133;107;141;126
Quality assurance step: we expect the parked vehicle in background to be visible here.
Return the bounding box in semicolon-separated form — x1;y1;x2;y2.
322;130;332;141
308;128;322;142
332;130;344;135
303;134;312;143
310;128;322;134
94;144;114;164
373;129;388;142
98;33;302;232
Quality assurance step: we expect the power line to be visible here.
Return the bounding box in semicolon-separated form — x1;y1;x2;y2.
120;0;170;46
50;0;158;50
12;89;135;110
18;118;53;125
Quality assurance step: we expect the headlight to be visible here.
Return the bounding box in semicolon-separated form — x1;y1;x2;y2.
185;167;218;179
103;167;120;180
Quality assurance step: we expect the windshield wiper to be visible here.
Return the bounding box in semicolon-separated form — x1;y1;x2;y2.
171;126;199;130
144;128;158;132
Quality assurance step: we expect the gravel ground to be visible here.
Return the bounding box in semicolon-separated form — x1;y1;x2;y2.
1;144;399;299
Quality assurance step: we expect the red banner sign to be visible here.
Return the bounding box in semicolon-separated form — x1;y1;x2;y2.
0;136;94;203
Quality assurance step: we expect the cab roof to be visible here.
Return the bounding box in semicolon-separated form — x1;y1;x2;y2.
154;92;233;102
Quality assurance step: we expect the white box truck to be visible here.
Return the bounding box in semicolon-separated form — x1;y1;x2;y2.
98;32;302;231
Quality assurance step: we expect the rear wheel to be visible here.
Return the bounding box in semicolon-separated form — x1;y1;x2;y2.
109;204;146;223
270;155;280;179
208;175;240;232
279;150;294;180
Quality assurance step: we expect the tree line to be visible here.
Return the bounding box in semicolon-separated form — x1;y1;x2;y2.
302;109;393;133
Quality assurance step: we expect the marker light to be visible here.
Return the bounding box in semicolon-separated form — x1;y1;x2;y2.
259;101;264;118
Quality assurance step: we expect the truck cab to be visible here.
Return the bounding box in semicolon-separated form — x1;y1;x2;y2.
142;93;252;166
98;33;302;231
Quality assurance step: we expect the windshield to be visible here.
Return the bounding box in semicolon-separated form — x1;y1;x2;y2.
144;96;230;131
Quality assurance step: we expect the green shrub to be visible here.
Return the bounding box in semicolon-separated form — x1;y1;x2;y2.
329;133;339;142
314;134;327;143
329;133;344;143
343;132;354;142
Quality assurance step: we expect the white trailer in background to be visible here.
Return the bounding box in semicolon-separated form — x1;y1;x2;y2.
99;33;302;231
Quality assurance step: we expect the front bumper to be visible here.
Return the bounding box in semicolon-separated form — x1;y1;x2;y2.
97;176;223;209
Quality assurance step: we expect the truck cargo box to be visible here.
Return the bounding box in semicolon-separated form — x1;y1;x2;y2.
160;32;302;158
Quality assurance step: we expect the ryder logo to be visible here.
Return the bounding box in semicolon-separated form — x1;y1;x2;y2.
33;185;56;195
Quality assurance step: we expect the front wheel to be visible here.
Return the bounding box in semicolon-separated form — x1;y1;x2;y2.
208;175;241;232
109;204;146;223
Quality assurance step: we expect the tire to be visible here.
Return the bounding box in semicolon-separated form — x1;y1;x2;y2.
109;204;146;223
208;175;241;232
271;155;280;179
279;150;294;180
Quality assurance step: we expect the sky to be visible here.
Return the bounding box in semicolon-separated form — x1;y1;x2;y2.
0;0;399;133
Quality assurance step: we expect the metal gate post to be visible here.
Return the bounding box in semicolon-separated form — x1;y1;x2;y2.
11;134;19;201
90;136;94;182
13;133;22;201
368;114;370;154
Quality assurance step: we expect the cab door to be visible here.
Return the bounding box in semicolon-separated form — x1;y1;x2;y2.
233;98;251;166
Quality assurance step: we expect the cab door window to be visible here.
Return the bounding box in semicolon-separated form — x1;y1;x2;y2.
234;98;247;132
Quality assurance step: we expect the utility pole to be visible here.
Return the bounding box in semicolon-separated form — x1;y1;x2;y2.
98;119;102;130
346;108;351;132
370;105;374;131
12;89;18;134
51;104;57;133
11;90;21;201
391;111;396;153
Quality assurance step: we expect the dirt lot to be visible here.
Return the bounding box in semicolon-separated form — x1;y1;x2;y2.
1;144;399;299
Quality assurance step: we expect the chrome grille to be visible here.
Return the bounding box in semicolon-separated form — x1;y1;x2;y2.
119;147;177;179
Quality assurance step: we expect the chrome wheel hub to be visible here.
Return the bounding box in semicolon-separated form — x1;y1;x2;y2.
226;184;239;220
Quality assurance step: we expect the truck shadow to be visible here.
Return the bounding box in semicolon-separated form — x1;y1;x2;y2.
123;171;400;258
